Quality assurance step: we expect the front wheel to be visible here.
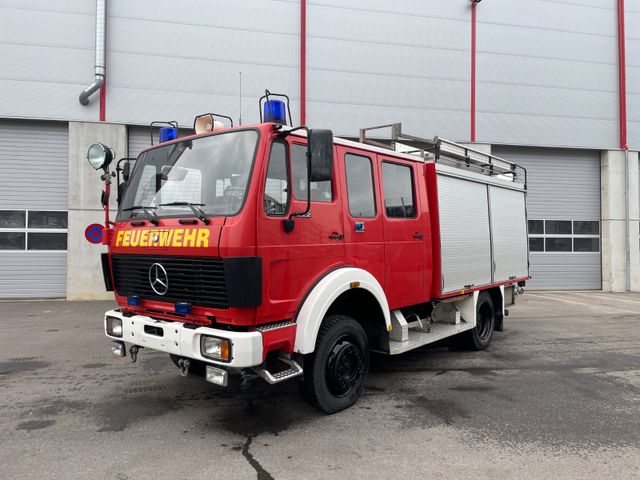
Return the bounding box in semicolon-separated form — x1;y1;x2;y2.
303;315;369;413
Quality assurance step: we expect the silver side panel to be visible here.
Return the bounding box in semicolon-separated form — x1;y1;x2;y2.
437;174;492;293
489;186;528;282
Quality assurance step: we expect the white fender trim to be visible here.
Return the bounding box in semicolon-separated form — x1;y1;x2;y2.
293;267;391;354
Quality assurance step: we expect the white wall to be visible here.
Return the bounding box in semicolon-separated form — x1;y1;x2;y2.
477;0;619;149
0;0;637;149
627;3;640;151
306;0;470;138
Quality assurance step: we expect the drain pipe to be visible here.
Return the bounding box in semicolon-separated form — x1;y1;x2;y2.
79;0;106;106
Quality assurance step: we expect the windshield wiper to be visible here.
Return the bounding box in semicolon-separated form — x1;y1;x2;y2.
121;205;159;226
159;202;211;225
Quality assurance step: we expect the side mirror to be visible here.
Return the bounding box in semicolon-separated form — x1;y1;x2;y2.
122;161;131;182
308;129;334;182
87;143;113;171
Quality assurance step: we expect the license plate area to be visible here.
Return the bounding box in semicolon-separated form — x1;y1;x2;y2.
144;324;164;337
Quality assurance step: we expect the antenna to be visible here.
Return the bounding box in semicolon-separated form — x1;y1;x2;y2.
238;71;242;126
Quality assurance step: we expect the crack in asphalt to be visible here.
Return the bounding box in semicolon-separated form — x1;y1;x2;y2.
242;435;275;480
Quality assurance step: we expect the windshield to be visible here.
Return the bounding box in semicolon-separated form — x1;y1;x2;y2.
118;130;259;221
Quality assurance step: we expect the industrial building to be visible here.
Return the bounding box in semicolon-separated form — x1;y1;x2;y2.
0;0;638;299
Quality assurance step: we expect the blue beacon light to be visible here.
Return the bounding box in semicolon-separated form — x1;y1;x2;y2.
159;126;178;143
263;99;287;125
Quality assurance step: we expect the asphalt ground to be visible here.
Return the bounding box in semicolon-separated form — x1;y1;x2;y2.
1;292;639;480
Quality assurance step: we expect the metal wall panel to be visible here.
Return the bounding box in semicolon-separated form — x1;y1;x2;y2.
0;120;69;210
0;1;99;122
106;0;299;129
477;0;618;149
0;252;67;298
0;119;69;298
307;0;470;138
627;6;640;150
437;174;492;293
489;186;528;282
493;146;601;290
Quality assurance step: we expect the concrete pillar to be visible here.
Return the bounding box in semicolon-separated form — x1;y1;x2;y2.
601;150;640;292
67;122;127;300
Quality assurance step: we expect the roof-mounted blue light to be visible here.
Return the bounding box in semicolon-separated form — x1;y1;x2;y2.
263;99;287;125
159;127;177;143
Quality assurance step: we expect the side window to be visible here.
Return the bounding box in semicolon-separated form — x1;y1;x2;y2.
345;153;375;218
381;162;416;218
291;144;332;202
264;142;289;216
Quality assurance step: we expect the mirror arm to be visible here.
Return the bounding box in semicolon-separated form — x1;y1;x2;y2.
289;144;312;220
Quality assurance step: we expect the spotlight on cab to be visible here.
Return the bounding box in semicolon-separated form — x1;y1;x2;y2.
87;142;114;171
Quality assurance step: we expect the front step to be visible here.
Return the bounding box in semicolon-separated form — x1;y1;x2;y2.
254;357;303;384
388;321;474;354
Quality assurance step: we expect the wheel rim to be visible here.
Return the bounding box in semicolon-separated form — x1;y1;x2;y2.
476;301;494;341
326;335;365;397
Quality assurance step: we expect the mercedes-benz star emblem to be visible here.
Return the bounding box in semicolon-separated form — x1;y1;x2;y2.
148;263;169;295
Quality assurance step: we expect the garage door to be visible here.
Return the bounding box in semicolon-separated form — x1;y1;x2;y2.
0;120;69;298
492;146;601;290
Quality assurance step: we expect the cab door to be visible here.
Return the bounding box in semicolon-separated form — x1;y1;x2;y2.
257;138;345;323
378;156;425;308
337;146;385;286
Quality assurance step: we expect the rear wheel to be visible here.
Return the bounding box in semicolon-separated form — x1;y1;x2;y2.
460;291;495;350
303;315;369;413
169;354;206;376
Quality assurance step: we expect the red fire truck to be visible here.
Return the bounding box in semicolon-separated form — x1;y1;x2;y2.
88;95;528;413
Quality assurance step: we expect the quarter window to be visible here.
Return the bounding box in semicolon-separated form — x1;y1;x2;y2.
291;144;332;202
345;153;376;218
381;162;416;218
264;142;289;216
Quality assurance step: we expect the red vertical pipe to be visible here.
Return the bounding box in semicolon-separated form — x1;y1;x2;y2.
617;0;627;150
300;0;307;125
470;1;477;142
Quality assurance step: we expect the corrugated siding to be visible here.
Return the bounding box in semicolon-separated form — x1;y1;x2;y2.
492;146;601;290
627;5;640;150
307;0;470;138
437;174;492;293
0;252;67;298
489;186;528;282
0;119;68;209
0;119;68;298
477;0;618;149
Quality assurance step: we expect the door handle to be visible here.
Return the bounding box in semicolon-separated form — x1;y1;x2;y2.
328;233;344;240
413;232;425;240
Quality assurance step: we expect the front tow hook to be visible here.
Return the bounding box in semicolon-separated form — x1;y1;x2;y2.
129;345;142;363
177;358;191;377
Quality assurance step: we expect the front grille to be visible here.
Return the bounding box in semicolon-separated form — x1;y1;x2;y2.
111;254;228;309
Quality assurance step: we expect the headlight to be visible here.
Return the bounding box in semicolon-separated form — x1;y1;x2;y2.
200;335;231;362
106;316;123;338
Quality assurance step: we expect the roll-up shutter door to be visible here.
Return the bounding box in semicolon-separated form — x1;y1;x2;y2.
492;146;601;290
0;119;69;298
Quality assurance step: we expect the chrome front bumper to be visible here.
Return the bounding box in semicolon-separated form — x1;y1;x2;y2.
103;309;263;368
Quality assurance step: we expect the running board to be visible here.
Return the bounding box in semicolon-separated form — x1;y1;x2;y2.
388;322;474;354
254;357;303;384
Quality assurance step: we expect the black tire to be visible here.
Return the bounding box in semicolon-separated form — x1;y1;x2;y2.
169;354;207;376
303;315;369;414
460;291;495;351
